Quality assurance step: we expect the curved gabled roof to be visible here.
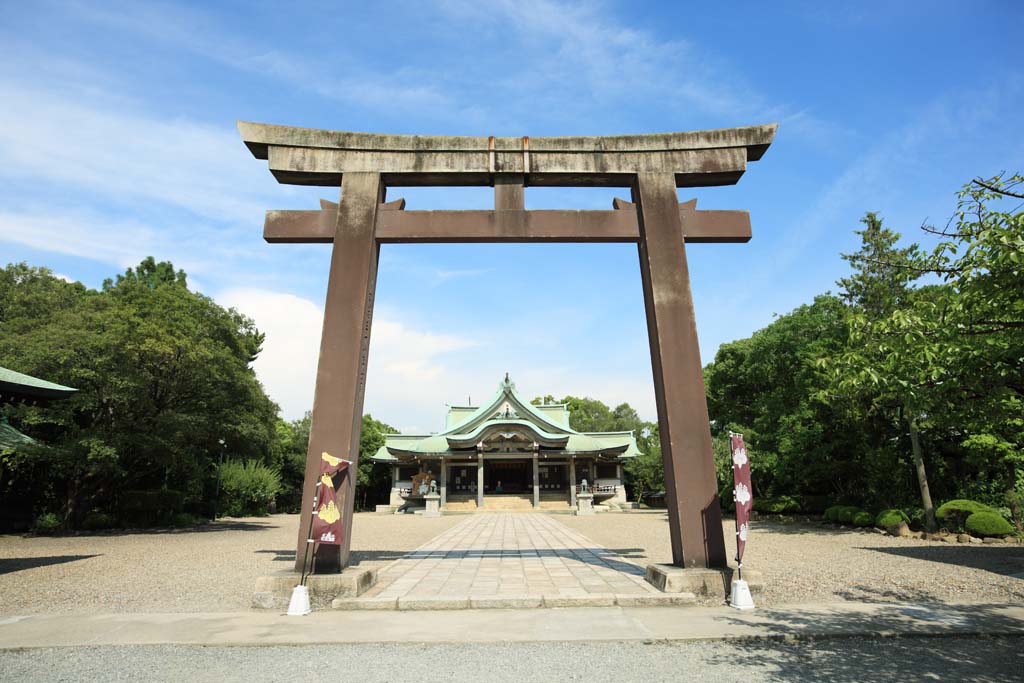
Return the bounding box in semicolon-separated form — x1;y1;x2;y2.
373;374;641;461
440;374;579;437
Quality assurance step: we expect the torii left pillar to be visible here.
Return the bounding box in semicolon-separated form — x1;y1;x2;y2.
299;172;382;572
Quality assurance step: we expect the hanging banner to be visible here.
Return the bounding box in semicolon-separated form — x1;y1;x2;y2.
311;451;349;546
729;433;752;565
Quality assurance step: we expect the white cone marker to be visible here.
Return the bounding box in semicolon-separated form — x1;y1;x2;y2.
287;585;312;616
729;579;755;610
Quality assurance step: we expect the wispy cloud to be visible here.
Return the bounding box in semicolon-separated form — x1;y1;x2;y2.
62;0;454;114
434;268;491;284
0;78;268;225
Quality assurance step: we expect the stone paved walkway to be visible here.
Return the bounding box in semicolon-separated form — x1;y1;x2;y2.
363;513;659;601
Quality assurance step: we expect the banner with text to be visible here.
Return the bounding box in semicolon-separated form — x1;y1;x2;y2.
311;452;349;546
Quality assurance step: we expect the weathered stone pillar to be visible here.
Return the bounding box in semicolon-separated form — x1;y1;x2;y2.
532;447;540;509
569;457;577;507
296;172;383;574
440;458;447;509
633;172;727;569
477;448;484;509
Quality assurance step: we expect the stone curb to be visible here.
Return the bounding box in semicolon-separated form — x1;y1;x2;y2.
331;592;697;611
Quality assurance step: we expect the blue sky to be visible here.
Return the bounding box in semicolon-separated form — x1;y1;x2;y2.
1;1;1021;431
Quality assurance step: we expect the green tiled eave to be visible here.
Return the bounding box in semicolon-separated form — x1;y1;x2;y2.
0;418;39;451
0;366;78;402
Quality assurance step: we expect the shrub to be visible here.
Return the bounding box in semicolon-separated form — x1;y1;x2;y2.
171;513;204;528
823;505;844;522
796;495;830;514
936;499;998;532
33;512;62;535
220;460;281;517
120;489;184;527
852;511;874;527
754;496;800;514
837;506;861;524
875;509;910;529
81;512;116;531
965;511;1014;538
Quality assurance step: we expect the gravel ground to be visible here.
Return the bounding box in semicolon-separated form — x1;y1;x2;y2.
1;637;1021;683
560;511;1024;605
0;513;461;614
1;511;1022;614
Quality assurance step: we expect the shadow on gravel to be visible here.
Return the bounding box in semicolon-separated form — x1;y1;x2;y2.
700;633;1021;683
864;544;1024;576
24;520;283;539
0;554;100;575
254;549;296;562
710;593;1024;682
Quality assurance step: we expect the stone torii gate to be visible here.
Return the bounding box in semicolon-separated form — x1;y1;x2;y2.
238;121;776;574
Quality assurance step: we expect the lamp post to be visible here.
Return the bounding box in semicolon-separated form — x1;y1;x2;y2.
214;438;226;519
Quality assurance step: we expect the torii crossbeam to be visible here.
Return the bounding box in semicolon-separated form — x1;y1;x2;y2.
239;122;777;573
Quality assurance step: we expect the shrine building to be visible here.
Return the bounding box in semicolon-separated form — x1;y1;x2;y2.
372;375;639;512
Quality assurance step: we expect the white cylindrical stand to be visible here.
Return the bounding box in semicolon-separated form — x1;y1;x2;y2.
287;584;312;616
729;579;755;610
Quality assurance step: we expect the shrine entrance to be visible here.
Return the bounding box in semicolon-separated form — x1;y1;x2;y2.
239;121;776;573
486;460;530;494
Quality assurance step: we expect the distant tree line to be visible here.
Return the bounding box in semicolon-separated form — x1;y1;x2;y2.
704;174;1023;531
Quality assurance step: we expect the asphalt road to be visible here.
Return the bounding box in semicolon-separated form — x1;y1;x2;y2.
2;637;1021;683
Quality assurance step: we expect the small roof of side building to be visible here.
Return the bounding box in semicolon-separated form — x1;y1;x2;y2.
0;366;78;404
372;374;641;463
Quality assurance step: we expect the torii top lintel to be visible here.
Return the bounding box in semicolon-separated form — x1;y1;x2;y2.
237;121;777;188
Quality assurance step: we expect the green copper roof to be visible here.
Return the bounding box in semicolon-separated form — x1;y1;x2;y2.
0;417;38;451
372;374;640;462
0;366;78;403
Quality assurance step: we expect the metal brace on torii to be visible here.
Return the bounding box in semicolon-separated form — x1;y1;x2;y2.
239;121;777;574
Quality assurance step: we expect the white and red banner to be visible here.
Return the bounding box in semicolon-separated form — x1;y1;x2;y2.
729;433;752;565
310;452;349;546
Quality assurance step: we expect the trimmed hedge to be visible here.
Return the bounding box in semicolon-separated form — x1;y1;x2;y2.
81;512;117;531
754;496;801;514
852;511;874;527
965;511;1014;538
875;509;910;528
837;506;861;524
936;499;998;532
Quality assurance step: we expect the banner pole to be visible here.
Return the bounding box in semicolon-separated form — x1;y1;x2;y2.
300;483;321;586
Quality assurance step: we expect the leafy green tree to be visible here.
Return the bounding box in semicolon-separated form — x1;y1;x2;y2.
0;259;278;528
705;295;888;504
830;213;943;530
358;414;397;509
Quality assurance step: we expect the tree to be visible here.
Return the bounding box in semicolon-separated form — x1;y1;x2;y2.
358;414;397;510
705;295;886;504
831;213;943;531
0;259;279;528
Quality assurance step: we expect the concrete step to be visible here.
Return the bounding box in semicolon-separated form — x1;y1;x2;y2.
443;498;478;511
482;495;534;510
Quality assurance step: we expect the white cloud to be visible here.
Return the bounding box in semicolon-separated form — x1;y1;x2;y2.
0;206;253;275
218;288;479;425
218;288;323;420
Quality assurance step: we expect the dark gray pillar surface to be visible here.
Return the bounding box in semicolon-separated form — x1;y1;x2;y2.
296;172;383;573
633;172;727;569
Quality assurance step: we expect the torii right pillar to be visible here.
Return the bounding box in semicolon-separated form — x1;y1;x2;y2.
634;172;727;569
